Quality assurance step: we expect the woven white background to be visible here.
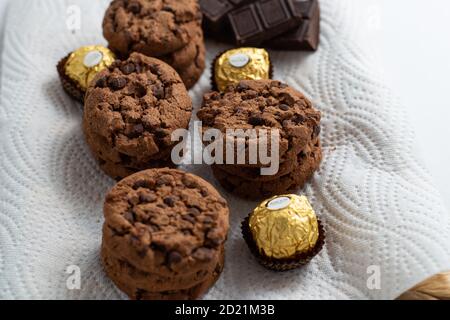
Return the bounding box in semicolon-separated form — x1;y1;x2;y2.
1;0;450;299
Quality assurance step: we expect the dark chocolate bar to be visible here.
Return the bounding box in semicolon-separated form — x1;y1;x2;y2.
228;0;302;46
267;0;320;50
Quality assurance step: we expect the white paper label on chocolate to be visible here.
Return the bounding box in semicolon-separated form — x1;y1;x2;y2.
267;196;291;210
83;50;104;68
228;53;250;68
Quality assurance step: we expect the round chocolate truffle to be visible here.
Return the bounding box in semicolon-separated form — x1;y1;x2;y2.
242;194;325;271
57;45;116;102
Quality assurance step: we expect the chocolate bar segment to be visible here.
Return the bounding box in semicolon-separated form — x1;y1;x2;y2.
228;4;263;45
229;0;302;46
294;0;318;18
200;0;255;36
267;0;320;50
200;0;234;23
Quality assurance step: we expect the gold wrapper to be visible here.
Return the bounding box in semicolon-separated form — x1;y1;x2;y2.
64;46;115;90
249;194;319;259
214;48;271;92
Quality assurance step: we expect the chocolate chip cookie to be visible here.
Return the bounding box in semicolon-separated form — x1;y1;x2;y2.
101;168;229;300
83;53;192;179
176;40;206;89
158;21;204;70
197;79;322;198
212;139;323;200
101;241;223;292
215;136;320;182
102;243;225;300
103;0;202;57
197;79;321;165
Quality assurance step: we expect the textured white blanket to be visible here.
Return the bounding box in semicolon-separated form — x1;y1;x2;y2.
1;0;449;299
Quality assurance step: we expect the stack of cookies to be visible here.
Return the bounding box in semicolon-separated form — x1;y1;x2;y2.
101;168;229;300
197;79;322;200
83;53;192;180
103;0;206;89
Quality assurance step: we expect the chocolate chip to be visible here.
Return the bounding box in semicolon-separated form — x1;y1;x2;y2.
95;76;107;88
134;83;147;98
160;122;169;129
279;104;290;111
183;214;196;224
293;114;305;124
200;189;208;197
203;216;214;225
133;179;151;190
167;251;182;265
128;2;141;14
121;63;135;75
299;151;307;159
279;83;289;88
108;77;127;90
152;85;164;99
237;82;249;91
163;197;175;207
187;207;201;216
133;123;144;135
206;236;222;248
182;229;193;236
248;115;265;126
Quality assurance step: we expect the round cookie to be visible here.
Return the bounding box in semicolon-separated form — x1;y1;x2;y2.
101;242;222;292
94;155;175;182
197;80;321;165
103;0;202;57
102;168;230;277
215;137;320;182
102;245;225;300
84;126;176;180
159;24;204;70
175;40;206;89
212;140;322;200
83;52;192;179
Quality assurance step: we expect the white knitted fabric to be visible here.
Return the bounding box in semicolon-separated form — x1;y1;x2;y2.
1;0;449;299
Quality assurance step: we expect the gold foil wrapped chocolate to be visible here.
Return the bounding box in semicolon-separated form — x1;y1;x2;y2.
214;48;271;92
249;194;319;259
64;45;115;90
